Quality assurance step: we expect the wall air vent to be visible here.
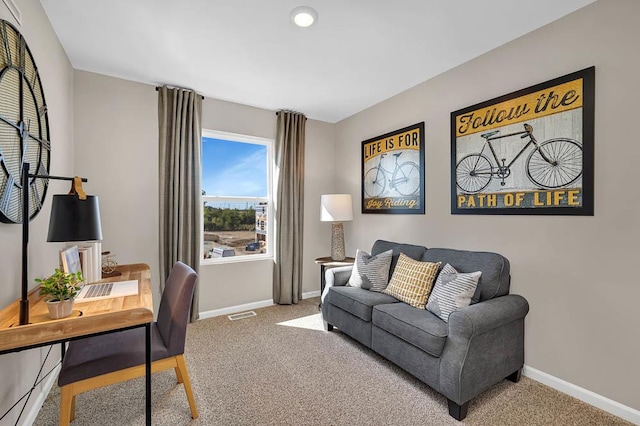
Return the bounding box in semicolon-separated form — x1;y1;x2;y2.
227;311;257;321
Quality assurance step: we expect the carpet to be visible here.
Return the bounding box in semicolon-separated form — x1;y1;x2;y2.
34;297;631;425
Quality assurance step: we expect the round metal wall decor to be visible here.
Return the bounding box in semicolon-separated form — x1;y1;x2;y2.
0;19;50;224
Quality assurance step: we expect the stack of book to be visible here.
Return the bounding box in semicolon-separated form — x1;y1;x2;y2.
76;242;102;283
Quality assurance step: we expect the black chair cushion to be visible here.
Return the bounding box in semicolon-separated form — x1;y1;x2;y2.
58;323;168;387
156;262;198;356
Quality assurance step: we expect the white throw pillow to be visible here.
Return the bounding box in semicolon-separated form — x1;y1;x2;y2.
347;249;393;291
426;263;482;322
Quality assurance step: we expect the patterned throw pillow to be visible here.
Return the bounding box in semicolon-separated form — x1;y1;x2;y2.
347;249;393;291
426;263;482;322
383;253;440;309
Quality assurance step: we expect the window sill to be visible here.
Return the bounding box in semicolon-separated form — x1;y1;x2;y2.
200;254;273;266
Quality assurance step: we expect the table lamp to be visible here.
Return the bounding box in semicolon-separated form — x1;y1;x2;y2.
47;190;102;242
19;164;102;325
320;194;353;261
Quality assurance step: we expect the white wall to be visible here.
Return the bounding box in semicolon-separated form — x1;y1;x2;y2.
73;71;336;314
334;0;640;411
0;0;74;423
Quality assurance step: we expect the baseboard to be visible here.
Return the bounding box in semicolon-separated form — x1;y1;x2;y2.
303;290;320;298
198;291;320;320
523;365;640;425
21;363;61;426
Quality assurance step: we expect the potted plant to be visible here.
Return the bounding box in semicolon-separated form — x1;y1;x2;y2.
36;268;84;319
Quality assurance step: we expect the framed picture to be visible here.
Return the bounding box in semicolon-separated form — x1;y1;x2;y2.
60;246;82;275
451;67;595;215
361;122;425;214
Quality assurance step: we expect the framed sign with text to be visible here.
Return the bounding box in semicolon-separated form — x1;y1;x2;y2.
451;67;594;215
362;122;425;214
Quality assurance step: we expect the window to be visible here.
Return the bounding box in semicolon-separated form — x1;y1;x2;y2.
201;130;273;263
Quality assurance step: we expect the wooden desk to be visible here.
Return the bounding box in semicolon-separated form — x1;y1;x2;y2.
0;263;154;425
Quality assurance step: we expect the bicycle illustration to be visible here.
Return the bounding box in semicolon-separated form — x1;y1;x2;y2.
101;251;118;275
455;123;583;194
364;152;420;198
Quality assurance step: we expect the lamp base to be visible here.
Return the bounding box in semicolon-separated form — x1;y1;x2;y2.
19;299;29;325
330;222;346;261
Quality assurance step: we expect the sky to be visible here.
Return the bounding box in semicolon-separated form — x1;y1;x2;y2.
202;137;267;197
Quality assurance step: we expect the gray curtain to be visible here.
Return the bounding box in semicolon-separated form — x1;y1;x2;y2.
158;86;202;322
273;110;306;304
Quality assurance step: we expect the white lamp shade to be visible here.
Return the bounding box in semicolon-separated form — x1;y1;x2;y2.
320;194;353;222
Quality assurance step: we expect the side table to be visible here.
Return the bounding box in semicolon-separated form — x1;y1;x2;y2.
314;256;356;298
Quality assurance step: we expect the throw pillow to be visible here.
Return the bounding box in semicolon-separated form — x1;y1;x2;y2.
347;249;393;291
383;253;440;309
426;263;482;322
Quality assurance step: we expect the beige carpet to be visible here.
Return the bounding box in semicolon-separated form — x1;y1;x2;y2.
35;298;631;425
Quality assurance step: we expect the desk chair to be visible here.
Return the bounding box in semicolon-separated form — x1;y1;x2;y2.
57;262;198;425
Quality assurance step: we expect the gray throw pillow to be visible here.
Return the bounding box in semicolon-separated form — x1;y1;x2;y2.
426;263;482;322
347;249;393;292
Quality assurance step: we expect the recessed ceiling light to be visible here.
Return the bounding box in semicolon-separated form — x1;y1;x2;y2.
290;6;318;28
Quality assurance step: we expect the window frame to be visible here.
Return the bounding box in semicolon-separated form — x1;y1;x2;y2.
200;129;274;265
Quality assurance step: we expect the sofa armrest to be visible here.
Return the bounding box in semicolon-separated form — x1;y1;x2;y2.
448;294;529;339
440;294;529;405
320;265;353;302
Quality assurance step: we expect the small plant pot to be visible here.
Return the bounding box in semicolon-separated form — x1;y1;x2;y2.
46;298;74;319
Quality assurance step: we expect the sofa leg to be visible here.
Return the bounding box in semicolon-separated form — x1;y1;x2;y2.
323;321;333;332
507;367;523;383
447;399;469;421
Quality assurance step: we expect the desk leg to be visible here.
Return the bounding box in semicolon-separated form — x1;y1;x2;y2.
145;323;151;426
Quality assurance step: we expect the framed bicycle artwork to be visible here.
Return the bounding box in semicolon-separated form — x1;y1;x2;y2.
451;67;595;215
361;122;425;214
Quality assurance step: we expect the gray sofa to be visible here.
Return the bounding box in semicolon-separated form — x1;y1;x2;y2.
321;240;529;421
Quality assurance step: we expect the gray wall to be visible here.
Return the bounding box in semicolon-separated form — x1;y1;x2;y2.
73;70;335;313
0;0;74;423
334;0;639;411
73;71;161;302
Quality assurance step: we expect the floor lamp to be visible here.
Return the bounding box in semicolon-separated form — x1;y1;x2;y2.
320;194;353;261
20;163;102;326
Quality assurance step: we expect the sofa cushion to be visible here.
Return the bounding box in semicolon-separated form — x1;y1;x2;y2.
373;303;448;357
327;286;399;322
422;248;510;303
383;254;440;309
348;248;393;291
426;263;481;322
371;240;427;281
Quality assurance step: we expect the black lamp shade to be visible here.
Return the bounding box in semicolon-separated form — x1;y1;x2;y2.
47;195;103;242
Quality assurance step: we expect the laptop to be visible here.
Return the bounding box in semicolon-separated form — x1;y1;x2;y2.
75;280;139;302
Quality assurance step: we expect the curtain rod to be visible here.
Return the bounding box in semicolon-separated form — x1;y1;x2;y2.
155;86;204;99
276;109;305;116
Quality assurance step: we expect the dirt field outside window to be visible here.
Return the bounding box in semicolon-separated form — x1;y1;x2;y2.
204;231;266;258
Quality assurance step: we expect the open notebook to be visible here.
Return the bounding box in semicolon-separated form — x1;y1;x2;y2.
75;280;139;302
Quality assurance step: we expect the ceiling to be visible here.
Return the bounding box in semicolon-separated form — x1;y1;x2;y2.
39;0;595;123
